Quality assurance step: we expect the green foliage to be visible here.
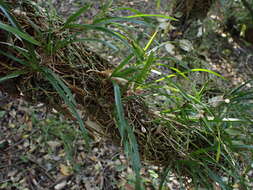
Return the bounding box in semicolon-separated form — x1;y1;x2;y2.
63;4;91;27
0;22;41;45
37;115;79;162
113;82;143;189
0;0;90;147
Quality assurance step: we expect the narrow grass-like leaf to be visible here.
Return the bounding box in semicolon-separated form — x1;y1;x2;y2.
111;54;134;76
156;0;161;9
0;49;35;68
63;4;91;27
159;167;171;190
113;82;142;189
0;42;30;60
132;53;155;83
41;67;90;146
64;24;130;48
113;67;139;78
0;70;27;83
130;40;145;61
0;2;38;55
226;80;252;97
215;142;222;163
166;78;212;113
144;30;158;52
0;22;41;46
57;38;118;51
158;57;189;69
116;7;153;23
155;73;177;82
0;1;20;28
116;7;143;15
42;67;77;107
93;17;153;27
190;69;225;80
93;0;113;21
109;22;155;40
232;144;253;150
113;82;127;139
124;14;177;21
0;47;39;72
170;67;189;80
156;67;225;82
206;167;230;189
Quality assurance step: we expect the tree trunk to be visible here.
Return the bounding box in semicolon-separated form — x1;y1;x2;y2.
173;0;216;26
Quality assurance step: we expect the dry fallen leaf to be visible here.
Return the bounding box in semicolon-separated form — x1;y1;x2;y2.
178;39;193;52
165;42;176;54
59;164;73;176
54;180;67;190
47;140;62;150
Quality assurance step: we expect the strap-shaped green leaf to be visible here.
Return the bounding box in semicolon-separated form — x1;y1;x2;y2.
0;22;41;46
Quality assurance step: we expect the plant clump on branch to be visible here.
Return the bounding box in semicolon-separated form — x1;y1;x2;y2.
0;0;249;188
0;0;183;166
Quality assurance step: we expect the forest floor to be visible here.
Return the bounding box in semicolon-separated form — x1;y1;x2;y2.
1;0;253;190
